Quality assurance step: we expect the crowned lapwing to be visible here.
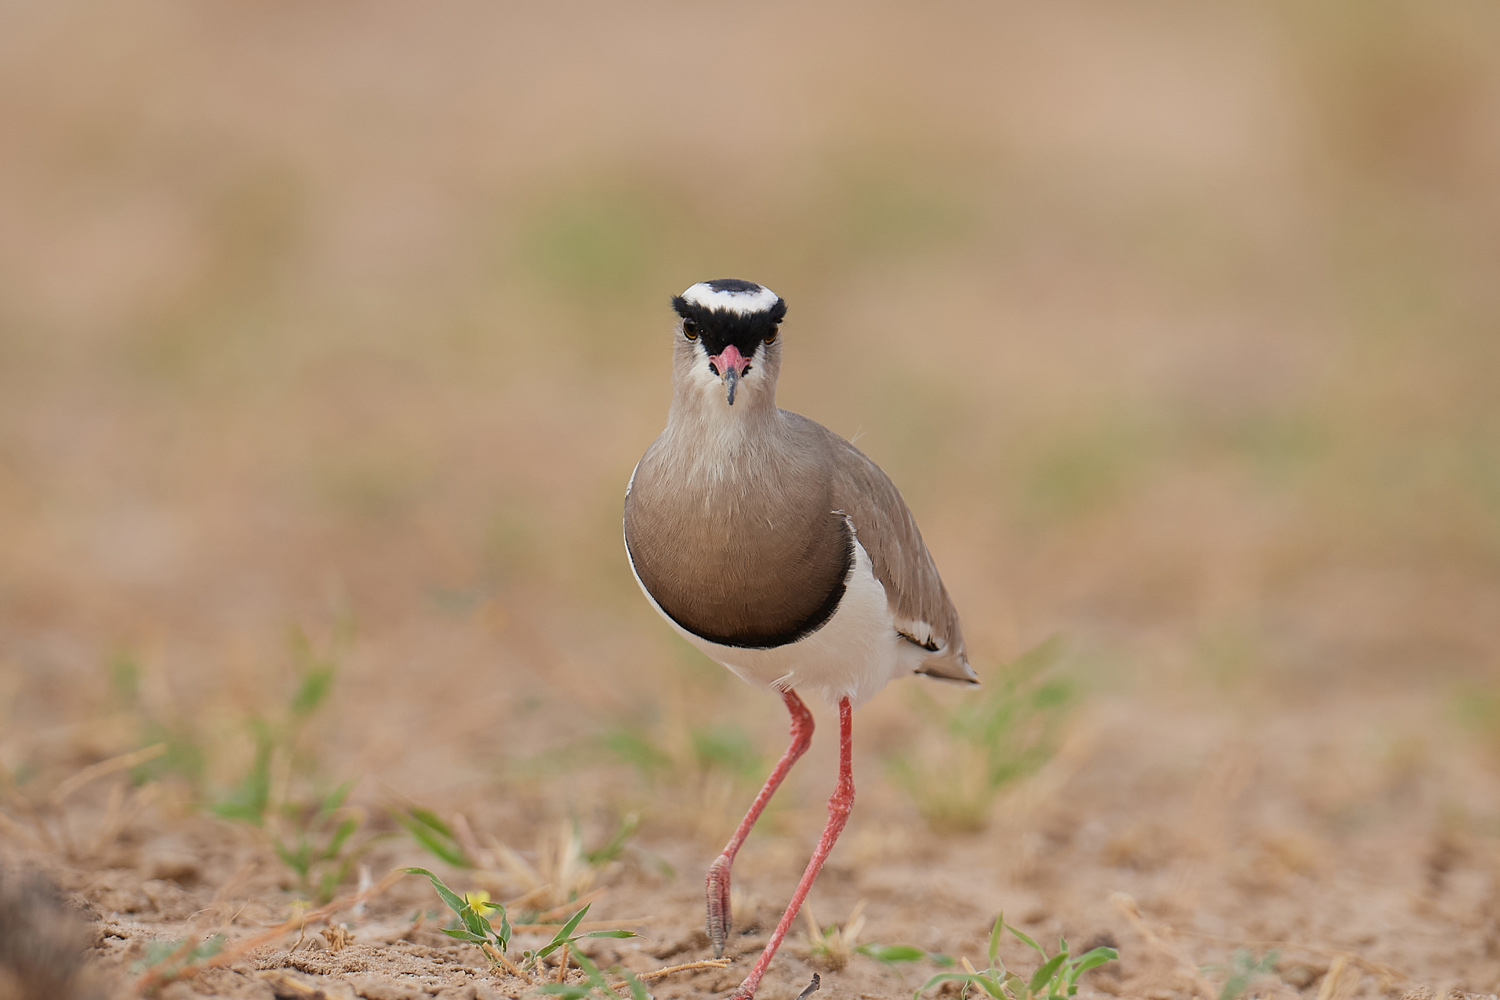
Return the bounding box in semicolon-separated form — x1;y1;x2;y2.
624;279;977;998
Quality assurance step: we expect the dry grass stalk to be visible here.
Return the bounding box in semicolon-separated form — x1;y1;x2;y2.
503;883;554;912
482;942;530;984
50;744;167;805
532;887;606;923
802;900;866;972
477;821;600;912
1111;892;1219;998
613;958;731;985
994;717;1101;832
1177;928;1406;984
0;769;58;851
0;810;48;850
319;924;352;952
1169;748;1255;908
511;916;651;933
451;812;488;866
131;868;404;995
1315;955;1350;1000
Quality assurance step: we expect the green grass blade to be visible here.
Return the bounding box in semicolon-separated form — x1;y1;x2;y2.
394;812;471;867
585;812;640;866
290;663;336;718
495;904;512;950
1027;953;1067;993
399;867;468;918
322;817;359;861
858;944;929;963
319;779;356;817
1005;920;1046;957
621;969;650;1000
458;903;491;942
915;972;985;1000
401;866;494;944
974;973;1008;999
533;903;591;963
988;912;1005;967
405;806;455;838
271;836;302;874
1068;947;1117;980
573;951;613;993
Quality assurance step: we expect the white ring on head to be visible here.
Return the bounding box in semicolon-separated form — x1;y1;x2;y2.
680;281;781;316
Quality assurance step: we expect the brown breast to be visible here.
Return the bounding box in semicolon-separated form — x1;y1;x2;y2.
624;444;853;649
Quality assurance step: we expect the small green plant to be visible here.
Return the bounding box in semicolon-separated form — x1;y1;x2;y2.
584;811;640;866
105;650;206;789
397;811;651;915
1212;948;1279;1000
595;719;765;787
211;718;276;824
211;626;343;825
210;625;374;902
270;780;367;903
890;639;1074;833
804;902;866;972
802;903;957;974
600;726;674;782
401;867;514;967
914;914;1117;1000
401;867;636;979
1452;682;1500;761
393;805;473;868
858;943;952;967
132;934;225;977
534;953;650;1000
688;725;764;783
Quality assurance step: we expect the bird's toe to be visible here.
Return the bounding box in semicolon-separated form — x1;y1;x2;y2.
704;853;734;959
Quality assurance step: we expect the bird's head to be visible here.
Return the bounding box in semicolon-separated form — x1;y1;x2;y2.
670;279;786;411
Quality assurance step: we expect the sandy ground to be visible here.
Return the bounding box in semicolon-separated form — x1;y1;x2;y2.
6;676;1500;1000
4;2;1500;998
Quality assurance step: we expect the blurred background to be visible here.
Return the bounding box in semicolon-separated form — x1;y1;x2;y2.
2;0;1500;992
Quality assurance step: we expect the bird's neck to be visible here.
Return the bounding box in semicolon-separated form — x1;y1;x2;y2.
661;385;789;483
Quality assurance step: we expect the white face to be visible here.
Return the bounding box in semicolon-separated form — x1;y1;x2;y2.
674;322;779;411
669;279;787;416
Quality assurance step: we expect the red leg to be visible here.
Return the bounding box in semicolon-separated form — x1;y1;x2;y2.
707;688;815;958
730;697;855;1000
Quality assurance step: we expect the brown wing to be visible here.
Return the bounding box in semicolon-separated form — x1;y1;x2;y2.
786;413;977;683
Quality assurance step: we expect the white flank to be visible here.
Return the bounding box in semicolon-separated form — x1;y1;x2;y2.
625;529;928;708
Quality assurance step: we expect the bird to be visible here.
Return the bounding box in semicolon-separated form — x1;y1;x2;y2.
623;279;976;999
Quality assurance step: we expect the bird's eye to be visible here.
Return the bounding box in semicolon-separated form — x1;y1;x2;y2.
764;325;779;345
683;319;699;341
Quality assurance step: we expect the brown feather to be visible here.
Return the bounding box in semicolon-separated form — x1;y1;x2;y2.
800;414;973;681
626;291;972;684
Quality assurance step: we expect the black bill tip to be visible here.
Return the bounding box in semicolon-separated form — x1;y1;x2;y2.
794;974;822;1000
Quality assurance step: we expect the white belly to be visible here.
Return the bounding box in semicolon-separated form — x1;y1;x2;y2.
628;536;925;707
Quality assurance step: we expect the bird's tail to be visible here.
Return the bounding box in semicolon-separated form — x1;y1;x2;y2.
915;651;980;685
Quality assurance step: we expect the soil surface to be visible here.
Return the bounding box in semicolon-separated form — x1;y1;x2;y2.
7;680;1500;1000
4;2;1500;999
